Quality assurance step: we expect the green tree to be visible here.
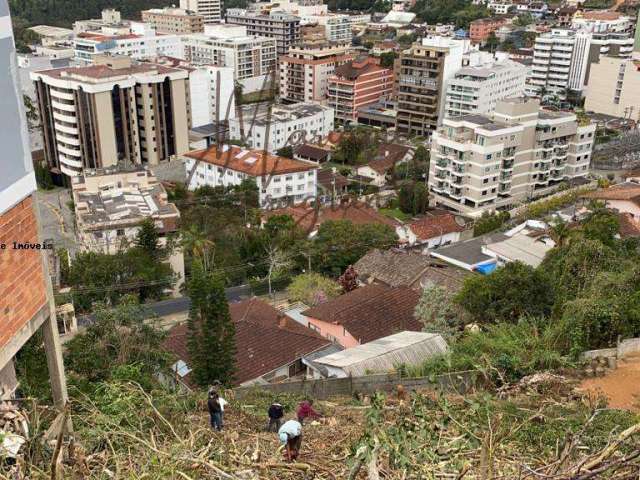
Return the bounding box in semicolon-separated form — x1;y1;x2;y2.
414;285;465;340
186;260;236;387
485;32;499;53
287;272;342;306
582;209;620;246
454;262;555;324
473;211;510;236
380;51;397;68
64;296;169;386
136;218;161;259
276;146;294;158
313;220;398;277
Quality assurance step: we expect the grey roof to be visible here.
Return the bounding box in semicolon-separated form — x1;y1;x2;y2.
484;235;553;268
431;233;509;269
236;103;330;127
312;331;448;377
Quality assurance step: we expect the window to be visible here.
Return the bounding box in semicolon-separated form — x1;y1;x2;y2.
116;229;125;237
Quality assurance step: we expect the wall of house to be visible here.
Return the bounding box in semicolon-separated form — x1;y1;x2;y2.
356;166;385;186
304;316;359;348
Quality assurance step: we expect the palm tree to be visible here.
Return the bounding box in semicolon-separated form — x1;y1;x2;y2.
181;225;215;271
548;219;571;247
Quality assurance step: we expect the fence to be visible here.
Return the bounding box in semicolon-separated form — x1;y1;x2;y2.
235;370;481;400
581;336;640;360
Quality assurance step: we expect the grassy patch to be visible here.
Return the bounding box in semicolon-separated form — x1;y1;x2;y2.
379;207;412;221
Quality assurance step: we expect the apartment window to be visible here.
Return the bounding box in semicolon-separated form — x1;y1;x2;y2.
483;178;489;184
116;229;125;237
481;190;487;196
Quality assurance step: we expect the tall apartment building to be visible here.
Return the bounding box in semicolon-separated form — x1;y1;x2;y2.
444;59;527;118
180;0;222;24
312;14;352;43
184;34;277;92
0;0;67;405
31;55;191;178
327;56;394;122
395;37;467;137
429;97;596;217
229;103;334;152
225;10;301;55
526;29;592;98
584;57;640;121
279;41;354;103
141;7;205;34
572;11;635;60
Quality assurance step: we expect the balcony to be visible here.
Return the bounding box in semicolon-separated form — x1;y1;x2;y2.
502;160;514;170
436;159;449;168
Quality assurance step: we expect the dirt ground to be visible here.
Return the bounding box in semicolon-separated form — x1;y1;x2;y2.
580;354;640;411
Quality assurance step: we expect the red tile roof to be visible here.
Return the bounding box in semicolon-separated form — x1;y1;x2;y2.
302;284;422;344
618;213;640;238
366;144;413;174
265;202;399;233
582;183;640;203
163;298;331;386
184;146;318;176
409;211;468;241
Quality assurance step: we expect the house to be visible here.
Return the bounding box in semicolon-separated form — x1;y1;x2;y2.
355;144;414;187
163;298;334;387
402;210;471;249
294;144;332;163
582;183;640;221
354;248;469;291
301;284;422;348
431;221;554;272
305;331;448;378
264;201;400;237
183;145;318;209
317;169;350;199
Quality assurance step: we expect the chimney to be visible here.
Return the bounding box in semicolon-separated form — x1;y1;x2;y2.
278;316;287;328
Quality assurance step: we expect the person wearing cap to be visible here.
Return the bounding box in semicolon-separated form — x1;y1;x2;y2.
267;401;284;432
278;419;302;462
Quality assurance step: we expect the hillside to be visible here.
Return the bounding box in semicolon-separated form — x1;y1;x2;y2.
7;375;640;479
9;0;168;28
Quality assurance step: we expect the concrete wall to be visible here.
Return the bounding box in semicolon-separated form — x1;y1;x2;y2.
235;370;480;400
581;336;640;360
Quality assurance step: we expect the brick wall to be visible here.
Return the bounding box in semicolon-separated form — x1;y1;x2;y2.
0;196;48;350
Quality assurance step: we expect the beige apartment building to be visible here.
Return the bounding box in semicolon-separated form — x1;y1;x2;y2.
585;57;640;121
141;7;205;34
429;98;596;218
31;55;191;178
279;41;354;103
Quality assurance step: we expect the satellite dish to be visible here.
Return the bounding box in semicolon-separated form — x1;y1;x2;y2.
454;216;466;227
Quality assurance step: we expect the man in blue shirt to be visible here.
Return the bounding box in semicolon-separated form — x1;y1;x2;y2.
278;419;303;462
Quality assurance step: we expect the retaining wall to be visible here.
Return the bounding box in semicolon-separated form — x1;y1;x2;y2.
581;337;640;361
235;370;480;400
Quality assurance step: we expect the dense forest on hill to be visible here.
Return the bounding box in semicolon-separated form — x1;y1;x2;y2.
8;0;167;28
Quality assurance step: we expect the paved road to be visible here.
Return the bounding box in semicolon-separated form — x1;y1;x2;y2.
35;188;77;254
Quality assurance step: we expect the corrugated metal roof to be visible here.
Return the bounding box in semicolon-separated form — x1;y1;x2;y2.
313;331;448;377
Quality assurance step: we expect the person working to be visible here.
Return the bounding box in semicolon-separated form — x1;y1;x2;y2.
267;401;284;432
207;391;223;431
278;419;303;462
296;399;320;425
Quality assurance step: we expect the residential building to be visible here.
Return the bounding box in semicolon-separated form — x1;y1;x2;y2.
395;36;469;137
183;145;318;208
179;0;222;24
573;11;635;63
444;59;527;118
354;249;468;290
141;7;205;34
312;14;352;43
27;25;74;46
307;331;447;378
31;55;191;177
71;167;184;293
469;17;508;43
356;99;397;128
327;56;394;122
556;7;578;28
355;143;414;186
372;40;400;55
279;41;354;103
526;29;592;98
301;284;422;348
184;33;277;93
380;10;416;28
582;182;640;220
584;56;640;121
0;0;67;405
402;210;471;248
316;169;349;198
428;97;596;217
487;2;512;15
73;23;184;63
164;298;333;386
226;10;301;55
73;9;130;35
229;103;334;152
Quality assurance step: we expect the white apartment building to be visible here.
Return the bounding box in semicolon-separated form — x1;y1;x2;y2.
184;34;277;93
183;145;318;208
585;57;640;121
73;23;184;63
311;14;352;43
180;0;222;24
73;9;130;35
572;12;635;59
429;97;596;218
487;2;513;15
444;59;528;118
526;29;592;98
188;65;237;127
229;103;334;152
